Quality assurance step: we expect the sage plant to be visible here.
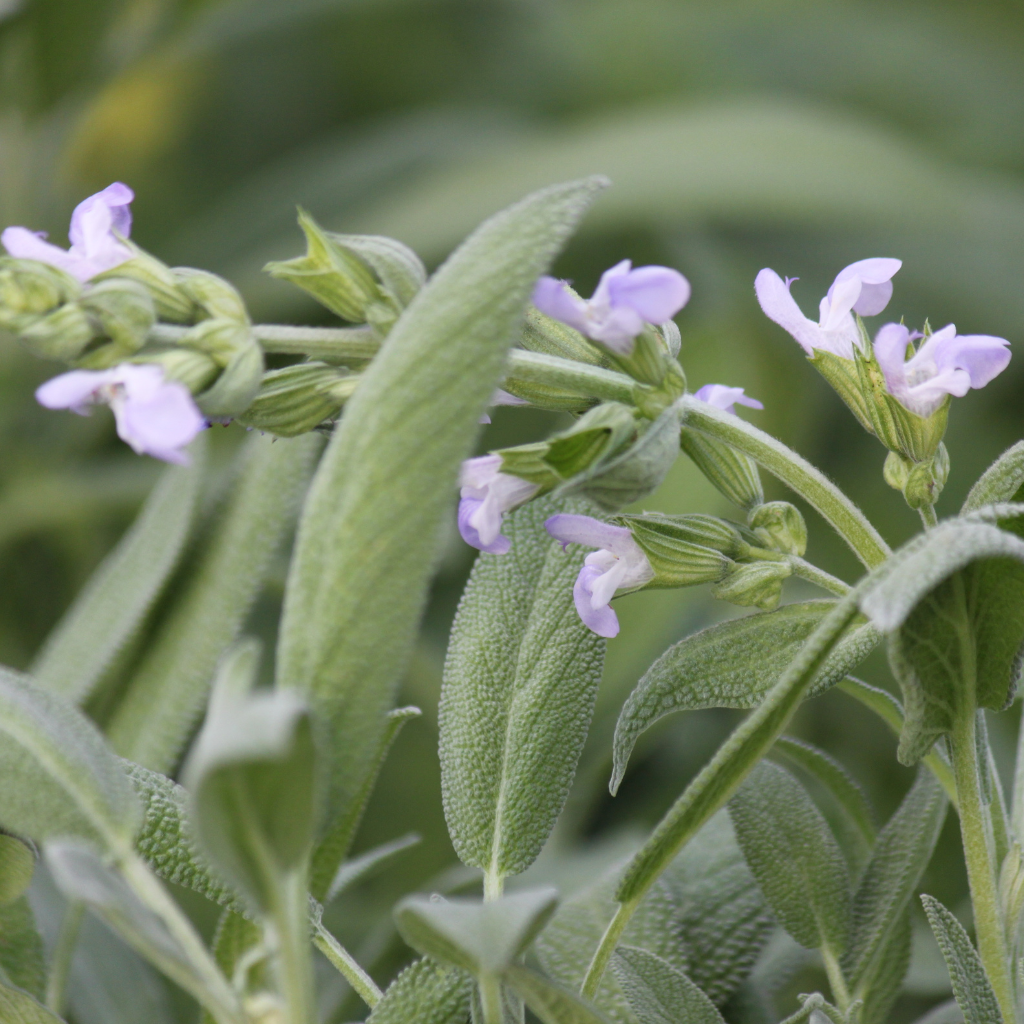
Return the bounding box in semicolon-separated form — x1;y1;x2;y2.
0;175;1021;1024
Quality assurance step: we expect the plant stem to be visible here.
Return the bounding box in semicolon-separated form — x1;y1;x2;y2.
680;396;890;570
581;899;638;1000
45;900;84;1016
950;709;1016;1022
820;946;850;1013
269;870;316;1024
918;503;939;529
312;919;383;1009
480;973;504;1024
788;556;851;596
483;869;504;902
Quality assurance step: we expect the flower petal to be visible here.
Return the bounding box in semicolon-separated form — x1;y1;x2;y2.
573;566;619;638
872;322;912;395
458;497;511;554
532;277;590;334
587;556;630;609
112;378;205;462
35;369;113;413
607;265;691;323
590;259;633;308
693;384;764;413
1;226;87;279
586;304;645;352
460;453;503;491
545;513;633;552
69;182;134;251
754;268;823;356
820;274;863;332
933;331;1011;389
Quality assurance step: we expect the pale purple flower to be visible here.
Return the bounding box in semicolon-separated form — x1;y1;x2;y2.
693;384;764;414
873;322;1011;418
532;259;691;355
544;513;654;638
458;454;540;554
755;258;902;359
2;183;135;283
36;363;205;464
479;388;529;424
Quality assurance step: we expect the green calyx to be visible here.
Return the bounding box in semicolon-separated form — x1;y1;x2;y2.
748;501;808;556
711;559;792;610
884;444;950;509
238;363;361;437
679;426;764;511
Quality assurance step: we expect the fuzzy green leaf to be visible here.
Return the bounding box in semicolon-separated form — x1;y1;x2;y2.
921;895;1003;1024
325;832;420;902
962;441;1024;512
32;439;205;703
611;602;878;793
505;965;614;1024
729;761;850;954
0;899;45;1001
440;496;605;879
366;958;472;1024
275;178;607;897
0;982;63;1024
611;946;725;1024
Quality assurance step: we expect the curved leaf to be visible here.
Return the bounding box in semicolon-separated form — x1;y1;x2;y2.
365;958;472;1024
612;946;725;1024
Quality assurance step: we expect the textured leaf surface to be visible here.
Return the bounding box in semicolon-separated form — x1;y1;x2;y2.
962;441;1024;512
365;958;472;1024
0;983;63;1024
858;908;912;1024
843;770;947;991
0;899;45;1000
440;496;605;878
275;177;607;897
611;603;878;793
0;666;139;850
107;431;321;774
612;946;725;1024
921;895;1002;1024
31;438;205;704
505;965;614;1024
729;761;850;953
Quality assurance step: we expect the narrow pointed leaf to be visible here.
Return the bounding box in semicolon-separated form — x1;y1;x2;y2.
612;946;725;1024
276;177;607;897
326;832;421;902
365;958;472;1024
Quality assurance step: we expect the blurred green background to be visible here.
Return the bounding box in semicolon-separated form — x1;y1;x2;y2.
3;1;1024;1020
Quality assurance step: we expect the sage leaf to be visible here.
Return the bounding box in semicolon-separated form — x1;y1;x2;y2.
843;769;947;992
107;431;322;774
962;441;1024;512
277;178;606;897
0;899;45;1001
32;438;205;703
182;689;317;914
921;894;1003;1024
729;761;850;954
611;602;878;794
394;887;558;976
440;495;605;880
504;964;614;1024
0;835;36;905
0;667;139;851
611;946;725;1024
325;832;421;902
858;908;912;1024
0;982;63;1024
365;958;472;1024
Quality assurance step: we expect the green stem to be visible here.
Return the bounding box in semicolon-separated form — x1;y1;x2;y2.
788;556;851;597
269;870;316;1024
45;900;84;1016
480;972;504;1024
312;919;383;1009
680;396;891;570
950;709;1016;1023
581;900;638;1000
148;322;381;362
483;869;504;902
820;946;851;1013
918;503;939;529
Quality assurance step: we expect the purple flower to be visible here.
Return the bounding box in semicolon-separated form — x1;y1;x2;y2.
693;384;764;414
755;258;902;359
2;183;135;283
873;322;1011;418
544;513;654;638
458;454;540;554
479;388;529;424
36;363;206;464
533;259;691;355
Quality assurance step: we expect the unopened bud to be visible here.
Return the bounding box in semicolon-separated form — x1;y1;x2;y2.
903;443;949;509
679;428;764;511
77;278;155;356
265;209;385;325
748;501;807;556
619;512;751;559
0;258;79;327
521;306;606;366
606;325;676;388
616;513;740;586
498;375;595;412
135;347;220;394
327;233;426;314
94;241;197;323
181;319;264;417
0;833;34;904
238;363;359;436
17;303;97;361
174;268;249;324
712;559;792;611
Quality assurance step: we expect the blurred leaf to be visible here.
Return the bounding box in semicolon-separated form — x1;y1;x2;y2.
365;957;472;1024
962;442;1024;512
31;437;205;703
394;887;558;977
921;895;1003;1024
859;908;912;1024
0;898;45;1001
325;832;421;903
505;964;614;1024
729;761;850;954
610;602;878;793
0;835;34;905
0;981;62;1024
106;431;322;774
199;910;261;1024
0;666;139;850
911;998;966;1024
440;495;605;881
612;946;725;1024
275;177;607;897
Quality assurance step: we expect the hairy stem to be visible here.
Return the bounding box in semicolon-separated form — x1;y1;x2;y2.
45;900;84;1016
820;946;850;1013
312;920;383;1009
480;973;504;1024
269;870;316;1024
581;899;638;1000
788;556;851;596
918;503;939;529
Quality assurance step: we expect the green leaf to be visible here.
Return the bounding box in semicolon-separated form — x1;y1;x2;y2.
394;887;558;976
31;437;205;704
611;602;878;793
181;689;317;915
276;177;607;898
0;667;139;851
921;894;1003;1024
962;441;1024;512
440;495;605;880
365;958;472;1024
611;946;725;1024
843;770;947;993
728;761;850;954
198;909;263;1024
504;965;614;1024
0;982;63;1024
106;431;322;774
0;899;45;1001
858;511;1024;763
325;832;421;902
858;907;912;1024
0;836;35;905
615;595;862;907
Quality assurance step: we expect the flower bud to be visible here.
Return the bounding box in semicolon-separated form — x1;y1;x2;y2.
521;306;607;366
135;347;220;394
174;268;249;324
327;233;426;314
77;278;156;359
606;324;676;388
94;242;197;323
679;428;764;511
264;209;386;325
712;559;792;611
748;501;807;556
497;375;595;413
0;258;79;327
181;319;265;417
618;512;752;558
17;302;97;361
902;443;950;509
619;516;733;588
0;833;35;905
238;362;360;436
